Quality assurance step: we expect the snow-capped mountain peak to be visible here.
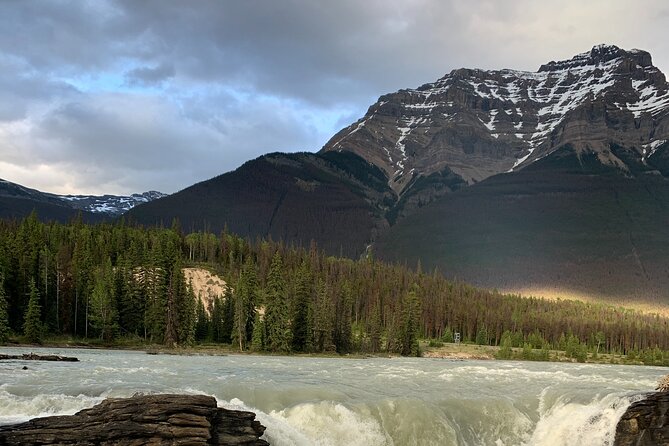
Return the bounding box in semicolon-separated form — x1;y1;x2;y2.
58;191;167;216
321;44;669;194
0;178;166;217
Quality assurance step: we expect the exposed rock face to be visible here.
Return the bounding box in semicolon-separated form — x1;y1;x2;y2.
615;392;669;445
321;44;669;196
0;394;268;445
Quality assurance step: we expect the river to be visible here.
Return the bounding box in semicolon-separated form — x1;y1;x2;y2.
0;347;663;445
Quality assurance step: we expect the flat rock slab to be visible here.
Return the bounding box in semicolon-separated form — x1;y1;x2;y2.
0;393;268;445
0;353;79;362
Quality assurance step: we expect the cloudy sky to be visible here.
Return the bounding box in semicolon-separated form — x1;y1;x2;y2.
1;0;668;195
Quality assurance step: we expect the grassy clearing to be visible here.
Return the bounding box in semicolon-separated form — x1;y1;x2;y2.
421;340;668;366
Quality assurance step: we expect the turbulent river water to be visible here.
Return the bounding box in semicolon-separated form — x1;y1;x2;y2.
0;347;663;445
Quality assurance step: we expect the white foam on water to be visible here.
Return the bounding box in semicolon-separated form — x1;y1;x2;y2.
216;397;325;446
0;389;109;425
219;397;388;446
525;393;640;446
270;401;388;446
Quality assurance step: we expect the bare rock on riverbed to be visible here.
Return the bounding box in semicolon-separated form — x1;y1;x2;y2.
0;353;78;362
0;393;268;445
615;392;669;446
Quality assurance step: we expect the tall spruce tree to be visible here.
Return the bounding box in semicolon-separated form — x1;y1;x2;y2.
242;257;258;344
368;304;382;353
264;251;291;352
232;257;258;351
292;260;312;352
251;311;264;351
397;285;421;356
90;257;118;341
334;281;353;353
220;289;234;344
312;279;334;352
0;272;10;343
194;298;209;342
23;278;42;343
232;280;246;351
164;261;195;347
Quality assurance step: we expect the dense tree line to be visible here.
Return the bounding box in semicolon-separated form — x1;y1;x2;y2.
1;213;669;357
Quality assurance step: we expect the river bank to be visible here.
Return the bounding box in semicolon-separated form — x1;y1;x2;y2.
2;335;660;367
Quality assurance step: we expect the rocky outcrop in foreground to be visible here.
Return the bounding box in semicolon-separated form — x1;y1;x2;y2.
0;393;268;445
615;392;669;446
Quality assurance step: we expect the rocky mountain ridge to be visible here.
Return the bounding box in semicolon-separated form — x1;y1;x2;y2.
0;178;165;218
321;44;669;195
58;190;166;216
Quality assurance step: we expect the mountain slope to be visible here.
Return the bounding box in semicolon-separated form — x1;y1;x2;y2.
126;151;394;257
0;179;101;223
374;145;669;303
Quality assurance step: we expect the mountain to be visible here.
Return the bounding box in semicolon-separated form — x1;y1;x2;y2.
0;178;165;221
321;44;669;218
127;44;669;303
126;151;393;257
362;45;669;303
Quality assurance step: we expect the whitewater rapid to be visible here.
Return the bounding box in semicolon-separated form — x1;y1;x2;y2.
0;347;661;445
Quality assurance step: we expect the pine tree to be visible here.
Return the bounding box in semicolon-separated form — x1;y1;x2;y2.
164;262;194;346
194;298;209;342
368;304;382;353
117;257;145;337
90;257;118;341
232;257;259;351
71;230;93;337
208;296;223;342
251;311;264;351
291;260;312;352
397;285;421;356
179;279;196;345
242;257;259;343
0;272;10;343
264;252;291;352
312;279;334;352
23;278;42;343
475;324;489;346
334;281;353;353
232;280;246;351
497;331;513;359
220;289;234;344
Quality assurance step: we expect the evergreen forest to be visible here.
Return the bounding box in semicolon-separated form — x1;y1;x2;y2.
1;213;669;361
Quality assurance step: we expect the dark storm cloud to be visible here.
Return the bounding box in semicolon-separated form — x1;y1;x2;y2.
0;0;667;194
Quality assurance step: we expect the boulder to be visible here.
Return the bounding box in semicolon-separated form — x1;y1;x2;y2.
615;392;669;446
0;393;268;445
